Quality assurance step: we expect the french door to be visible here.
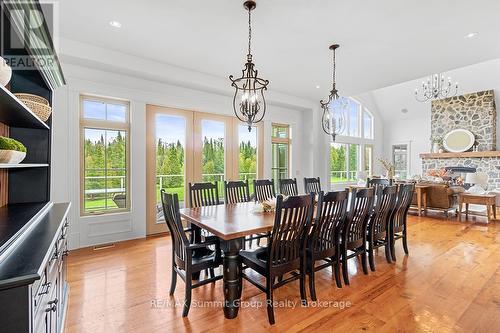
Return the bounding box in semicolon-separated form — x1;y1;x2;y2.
146;105;263;235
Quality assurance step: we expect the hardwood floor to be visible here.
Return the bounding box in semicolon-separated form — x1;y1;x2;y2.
65;214;500;332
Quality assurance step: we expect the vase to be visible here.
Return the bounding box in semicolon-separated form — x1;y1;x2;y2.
0;57;12;86
432;142;440;153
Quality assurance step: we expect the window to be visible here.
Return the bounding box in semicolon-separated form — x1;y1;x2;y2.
81;96;130;215
271;124;291;188
392;144;409;179
238;124;258;194
329;98;375;187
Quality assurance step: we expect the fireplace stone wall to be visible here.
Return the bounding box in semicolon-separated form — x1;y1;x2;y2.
431;90;496;151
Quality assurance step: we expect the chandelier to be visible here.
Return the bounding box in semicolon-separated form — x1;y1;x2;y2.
229;1;269;132
320;44;347;142
415;73;458;102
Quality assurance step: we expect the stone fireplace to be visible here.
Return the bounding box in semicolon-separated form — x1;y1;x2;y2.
421;90;499;189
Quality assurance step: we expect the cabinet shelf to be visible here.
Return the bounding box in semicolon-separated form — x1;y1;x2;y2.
0;85;50;130
0;163;49;169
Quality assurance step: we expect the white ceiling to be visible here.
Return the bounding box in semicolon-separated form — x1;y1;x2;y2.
59;0;500;102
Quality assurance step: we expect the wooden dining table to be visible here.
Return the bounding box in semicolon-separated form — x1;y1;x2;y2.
179;201;275;319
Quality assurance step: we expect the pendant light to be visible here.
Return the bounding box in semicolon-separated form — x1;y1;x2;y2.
229;1;269;132
320;44;347;141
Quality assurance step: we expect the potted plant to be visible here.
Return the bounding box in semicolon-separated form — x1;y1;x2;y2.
0;136;27;164
431;136;442;153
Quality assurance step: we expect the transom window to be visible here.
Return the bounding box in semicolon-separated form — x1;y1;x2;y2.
330;98;374;187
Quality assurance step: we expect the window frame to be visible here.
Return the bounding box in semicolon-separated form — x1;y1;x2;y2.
329;98;375;188
80;95;131;216
271;123;291;184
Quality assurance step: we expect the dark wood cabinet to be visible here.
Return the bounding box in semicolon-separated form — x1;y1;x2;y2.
0;203;70;333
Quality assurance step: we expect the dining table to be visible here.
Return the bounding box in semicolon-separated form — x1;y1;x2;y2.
179;201;275;319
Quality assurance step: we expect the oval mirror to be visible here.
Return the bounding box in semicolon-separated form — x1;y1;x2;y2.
443;129;475;153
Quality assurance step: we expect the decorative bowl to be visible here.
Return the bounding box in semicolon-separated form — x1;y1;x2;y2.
0;150;26;164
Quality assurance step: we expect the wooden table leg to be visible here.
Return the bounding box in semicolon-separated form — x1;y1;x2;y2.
494;205;497;220
465;203;469;220
220;237;244;319
423;191;428;216
458;197;462;221
487;205;491;223
417;188;422;217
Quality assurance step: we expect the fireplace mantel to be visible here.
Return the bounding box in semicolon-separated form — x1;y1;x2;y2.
420;151;500;159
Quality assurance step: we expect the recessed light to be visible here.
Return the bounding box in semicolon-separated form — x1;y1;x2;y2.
109;20;122;28
465;32;478;39
401;108;409;114
315;85;321;89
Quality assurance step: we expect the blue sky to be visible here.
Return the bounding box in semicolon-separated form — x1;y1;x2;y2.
155;115;257;147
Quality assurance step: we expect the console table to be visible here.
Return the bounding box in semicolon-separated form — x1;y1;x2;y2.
458;193;497;223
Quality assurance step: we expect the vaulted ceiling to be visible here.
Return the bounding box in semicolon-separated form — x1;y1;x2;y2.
59;0;500;102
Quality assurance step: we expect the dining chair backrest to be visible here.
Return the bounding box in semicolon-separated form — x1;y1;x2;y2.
366;178;392;188
370;185;398;236
254;179;276;202
392;184;415;232
161;190;189;265
310;190;349;254
344;187;375;246
304;177;322;194
224;180;250;204
279;178;298;196
189;181;220;208
269;194;315;269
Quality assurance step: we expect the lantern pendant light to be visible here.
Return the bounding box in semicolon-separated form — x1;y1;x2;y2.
229;1;269;132
320;44;347;141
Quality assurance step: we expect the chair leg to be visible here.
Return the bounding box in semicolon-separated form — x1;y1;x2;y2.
368;244;376;272
169;265;177;295
361;250;369;275
183;272;192;317
266;278;275;325
332;256;342;288
402;227;409;255
209;268;215;279
300;268;307;305
391;235;397;262
308;261;316;302
385;241;392;263
341;246;350;286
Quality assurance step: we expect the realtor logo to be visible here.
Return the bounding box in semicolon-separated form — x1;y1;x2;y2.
1;0;59;70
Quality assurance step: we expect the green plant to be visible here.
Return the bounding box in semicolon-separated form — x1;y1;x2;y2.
0;136;27;152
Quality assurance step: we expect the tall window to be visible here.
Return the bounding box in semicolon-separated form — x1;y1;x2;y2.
392;144;409;179
330;98;374;187
81;95;129;215
271;124;291;187
238;124;258;194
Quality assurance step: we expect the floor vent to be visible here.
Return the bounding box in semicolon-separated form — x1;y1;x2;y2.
93;243;115;251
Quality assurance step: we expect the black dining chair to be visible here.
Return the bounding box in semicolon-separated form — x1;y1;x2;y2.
224;180;250;204
390;183;415;261
224;180;264;248
366;177;392;188
304;177;322;194
340;187;375;285
367;185;398;270
306;190;349;300
161;190;222;317
254;179;276;202
188;181;220;207
279;178;298;196
240;194;315;325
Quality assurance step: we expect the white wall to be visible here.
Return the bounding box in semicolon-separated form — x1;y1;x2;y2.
372;57;500;176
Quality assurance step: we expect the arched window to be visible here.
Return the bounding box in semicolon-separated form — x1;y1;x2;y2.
329;98;374;187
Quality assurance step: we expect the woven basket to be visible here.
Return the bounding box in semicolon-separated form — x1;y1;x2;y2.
0;150;26;164
14;93;52;122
